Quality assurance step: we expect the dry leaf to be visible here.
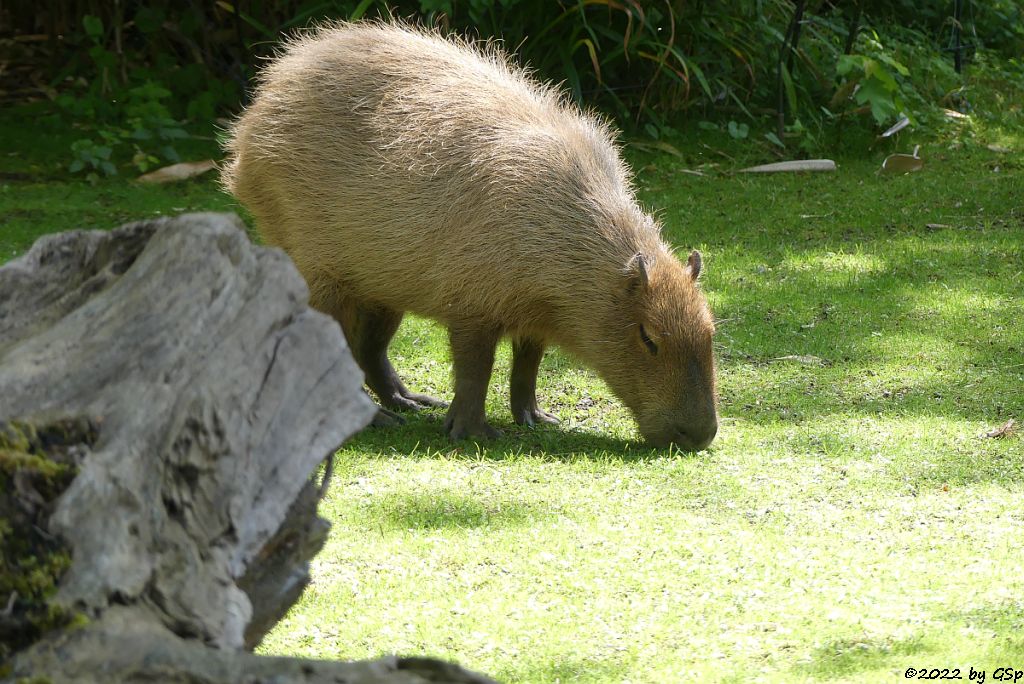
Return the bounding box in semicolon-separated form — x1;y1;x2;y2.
943;108;969;119
881;115;911;138
881;153;923;174
740;160;836;173
1;590;16;616
983;419;1016;439
137;160;217;184
987;144;1011;153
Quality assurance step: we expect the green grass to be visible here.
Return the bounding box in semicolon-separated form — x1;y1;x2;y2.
2;96;1022;683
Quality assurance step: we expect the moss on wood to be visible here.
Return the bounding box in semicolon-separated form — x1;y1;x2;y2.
0;417;97;662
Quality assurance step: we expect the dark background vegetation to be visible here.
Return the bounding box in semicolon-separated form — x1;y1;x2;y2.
1;1;1022;178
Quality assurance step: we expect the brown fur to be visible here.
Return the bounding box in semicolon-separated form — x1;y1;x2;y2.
221;21;718;449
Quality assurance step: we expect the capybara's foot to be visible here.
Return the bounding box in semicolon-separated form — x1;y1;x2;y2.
371;407;406;427
403;391;449;409
444;411;502;441
513;406;560;427
380;393;434;413
378;395;421;411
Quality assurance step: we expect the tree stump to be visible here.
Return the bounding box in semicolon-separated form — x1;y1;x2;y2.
0;214;494;684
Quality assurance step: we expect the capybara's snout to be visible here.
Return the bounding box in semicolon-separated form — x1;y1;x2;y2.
643;408;718;452
674;415;719;452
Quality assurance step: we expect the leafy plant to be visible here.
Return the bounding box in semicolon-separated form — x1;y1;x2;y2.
727;120;750;139
7;0;1022;159
68;139;116;180
835;51;907;125
57;14;198;178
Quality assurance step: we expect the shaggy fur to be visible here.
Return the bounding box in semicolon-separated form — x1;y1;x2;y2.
221;21;718;448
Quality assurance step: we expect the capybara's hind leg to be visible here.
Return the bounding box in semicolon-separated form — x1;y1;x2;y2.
510;337;560;427
311;281;445;422
445;324;502;440
309;287;400;425
353;304;448;412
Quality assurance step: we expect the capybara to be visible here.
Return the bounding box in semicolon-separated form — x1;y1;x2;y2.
221;21;718;449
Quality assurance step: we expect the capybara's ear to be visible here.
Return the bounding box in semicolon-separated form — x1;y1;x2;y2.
686;250;702;281
625;252;650;291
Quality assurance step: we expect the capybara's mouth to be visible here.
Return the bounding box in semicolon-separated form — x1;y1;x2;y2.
643;422;717;452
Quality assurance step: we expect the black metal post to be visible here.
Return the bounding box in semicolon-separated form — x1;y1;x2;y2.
953;0;963;73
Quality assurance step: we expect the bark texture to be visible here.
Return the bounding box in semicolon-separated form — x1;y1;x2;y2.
0;214;495;684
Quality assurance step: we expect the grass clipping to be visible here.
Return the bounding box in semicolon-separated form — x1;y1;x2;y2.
0;416;97;663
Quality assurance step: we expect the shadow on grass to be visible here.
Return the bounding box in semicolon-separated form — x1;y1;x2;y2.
342;410;679;463
954;601;1024;632
361;489;541;531
497;656;633;684
947;600;1024;659
792;632;935;680
670;166;1022;429
709;231;1022;416
790;600;1024;680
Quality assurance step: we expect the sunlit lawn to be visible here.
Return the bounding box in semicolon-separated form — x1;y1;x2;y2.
2;98;1022;682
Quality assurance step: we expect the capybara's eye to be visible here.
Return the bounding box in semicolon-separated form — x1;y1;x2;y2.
639;324;658;356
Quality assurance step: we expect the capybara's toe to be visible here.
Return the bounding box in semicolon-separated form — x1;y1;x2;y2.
445;413;501;441
383;394;429;413
513;407;560;427
403;391;449;409
534;409;560;425
371;407;406;427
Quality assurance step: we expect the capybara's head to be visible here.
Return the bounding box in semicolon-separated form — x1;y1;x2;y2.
596;248;718;451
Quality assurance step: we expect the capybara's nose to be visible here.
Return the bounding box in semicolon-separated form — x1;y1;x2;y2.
677;419;717;452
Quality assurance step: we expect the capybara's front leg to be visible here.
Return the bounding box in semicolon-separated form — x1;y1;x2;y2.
445;324;502;440
510;337;559;427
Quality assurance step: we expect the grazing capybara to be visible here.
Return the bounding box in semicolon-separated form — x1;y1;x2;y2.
221;21;718;449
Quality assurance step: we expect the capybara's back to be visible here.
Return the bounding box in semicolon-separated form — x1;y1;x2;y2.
222;22;719;449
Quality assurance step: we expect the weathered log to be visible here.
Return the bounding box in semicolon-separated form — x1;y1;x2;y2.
0;214;495;684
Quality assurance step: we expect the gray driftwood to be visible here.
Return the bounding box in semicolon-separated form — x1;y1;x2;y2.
0;214;495;684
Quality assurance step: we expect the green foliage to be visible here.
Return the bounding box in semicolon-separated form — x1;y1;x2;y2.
837;51;907;125
6;1;1024;161
68;138;115;179
727;120;750;140
50;14;196;179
